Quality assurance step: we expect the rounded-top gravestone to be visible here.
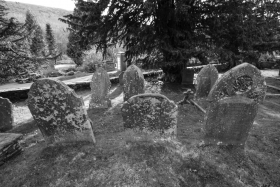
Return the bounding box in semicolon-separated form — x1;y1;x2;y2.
0;97;13;132
208;63;266;103
123;64;145;101
27;79;96;144
89;67;111;112
195;64;219;99
121;93;178;135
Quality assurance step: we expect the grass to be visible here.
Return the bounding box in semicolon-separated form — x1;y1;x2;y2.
1;79;280;186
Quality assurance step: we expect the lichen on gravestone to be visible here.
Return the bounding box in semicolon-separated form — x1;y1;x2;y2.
89;67;111;113
27;79;95;145
0;97;14;132
195;64;219;100
123;64;145;101
121;93;178;135
208;63;266;104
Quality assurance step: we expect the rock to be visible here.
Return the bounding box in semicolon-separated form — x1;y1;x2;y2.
0;97;13;132
66;71;75;76
0;133;23;166
89;67;111;113
195;64;218;99
121;93;178;135
123;65;145;101
205;96;258;148
208;63;267;103
27;79;95;145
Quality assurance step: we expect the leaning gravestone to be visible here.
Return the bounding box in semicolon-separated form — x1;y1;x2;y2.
123;64;145;101
89;67;111;113
121;93;178;135
27;79;96;144
208;63;266;103
195;64;219;99
0;97;14;132
204;96;258;147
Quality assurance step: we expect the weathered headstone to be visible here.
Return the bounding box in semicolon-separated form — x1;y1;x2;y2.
123;64;145;101
204;96;258;147
89;67;111;113
0;97;13;132
119;71;124;86
208;63;266;103
121;93;178;135
181;68;195;86
27;79;95;144
0;133;23;166
195;64;219;99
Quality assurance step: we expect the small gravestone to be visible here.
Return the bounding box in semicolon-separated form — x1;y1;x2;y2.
195;64;218;99
123;65;145;101
89;67;111;113
0;133;23;166
119;71;124;86
0;97;13;132
27;79;95;144
121;93;178;135
208;63;266;103
205;96;258;147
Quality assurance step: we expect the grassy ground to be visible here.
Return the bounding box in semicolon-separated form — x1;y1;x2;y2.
0;78;280;187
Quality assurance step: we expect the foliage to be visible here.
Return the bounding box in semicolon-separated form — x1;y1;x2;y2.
61;0;280;70
45;23;57;56
30;24;45;56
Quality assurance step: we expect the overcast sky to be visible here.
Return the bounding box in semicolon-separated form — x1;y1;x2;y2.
6;0;76;11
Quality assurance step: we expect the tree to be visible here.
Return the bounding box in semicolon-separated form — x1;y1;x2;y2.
45;23;57;56
30;25;45;56
61;0;280;81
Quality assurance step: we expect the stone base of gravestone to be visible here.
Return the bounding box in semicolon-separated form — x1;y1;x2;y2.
204;96;258;148
27;79;96;145
0;133;23;166
121;93;178;135
0;97;14;132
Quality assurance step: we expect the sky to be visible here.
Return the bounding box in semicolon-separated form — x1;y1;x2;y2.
6;0;76;11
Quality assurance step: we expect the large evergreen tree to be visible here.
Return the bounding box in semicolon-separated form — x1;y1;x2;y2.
30;24;45;56
61;0;280;80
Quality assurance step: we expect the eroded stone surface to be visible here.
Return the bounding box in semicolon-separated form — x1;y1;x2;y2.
195;64;218;99
123;65;145;101
208;63;266;103
121;93;178;135
89;67;111;112
0;97;13;132
27;79;95;144
205;96;258;147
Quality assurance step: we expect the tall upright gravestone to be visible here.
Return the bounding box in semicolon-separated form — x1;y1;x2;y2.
195;64;219;99
122;93;178;135
0;97;13;132
123;64;145;101
89;67;111;113
27;79;96;144
205;63;266;147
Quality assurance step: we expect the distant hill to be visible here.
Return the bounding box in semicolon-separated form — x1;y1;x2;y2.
3;1;73;54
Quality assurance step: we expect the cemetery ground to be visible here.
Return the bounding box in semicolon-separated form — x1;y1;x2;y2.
0;72;280;186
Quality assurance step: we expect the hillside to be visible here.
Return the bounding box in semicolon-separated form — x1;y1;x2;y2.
3;1;72;53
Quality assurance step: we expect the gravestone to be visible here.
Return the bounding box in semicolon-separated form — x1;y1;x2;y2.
204;96;258;147
0;133;23;166
27;79;95;144
0;97;13;132
123;64;145;101
195;64;218;99
208;63;266;103
119;71;124;86
89;67;111;113
121;93;178;135
181;69;195;86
